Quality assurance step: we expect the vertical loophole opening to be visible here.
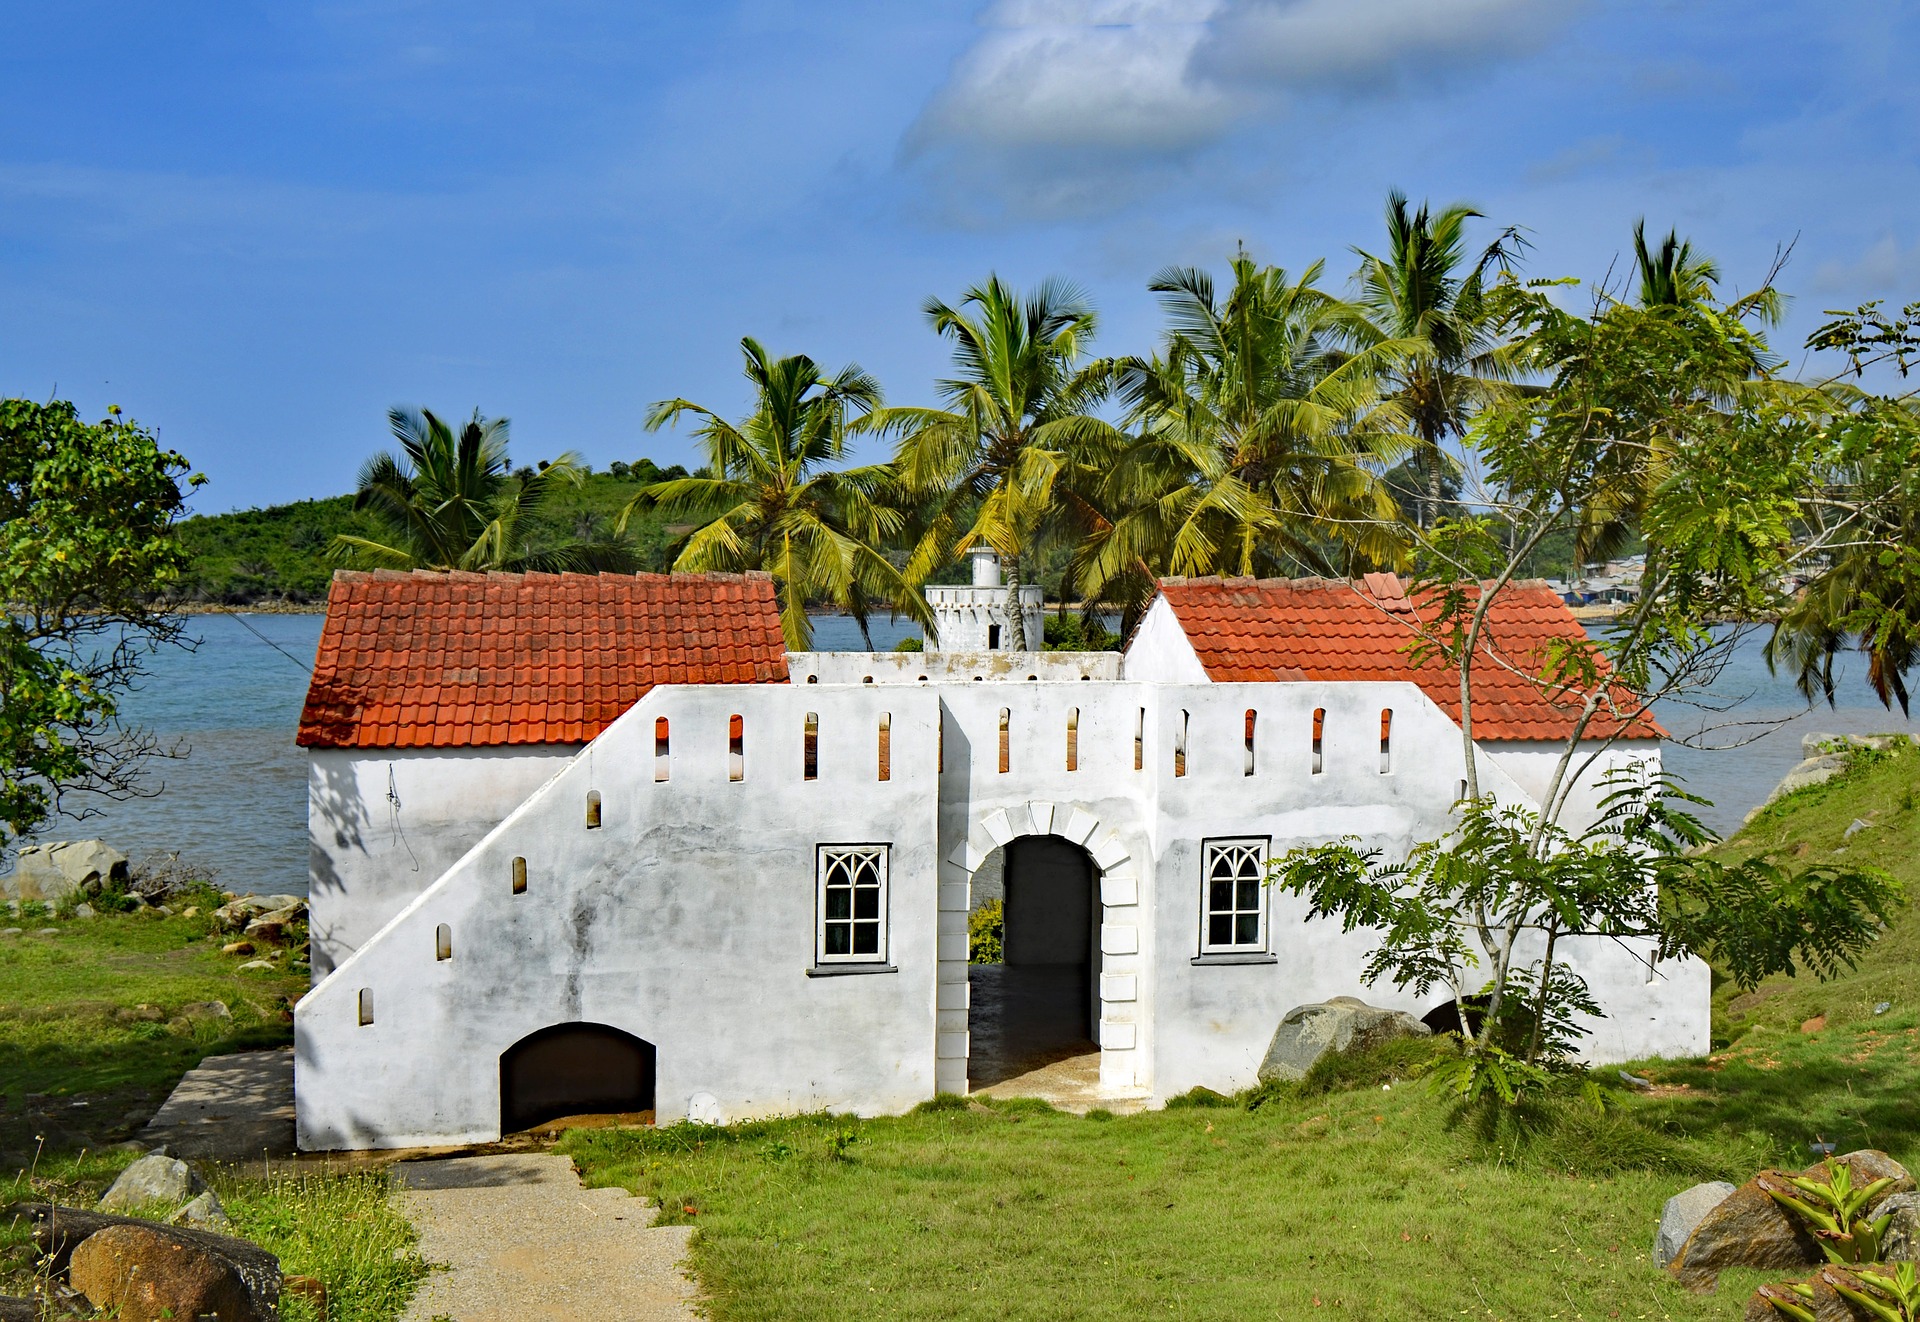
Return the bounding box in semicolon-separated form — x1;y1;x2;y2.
357;988;374;1027
654;717;670;782
1244;709;1257;777
1311;708;1325;775
729;714;745;782
877;714;891;781
988;623;1002;650
511;856;527;895
804;713;819;781
997;708;1011;774
1066;707;1079;772
1134;707;1145;772
1174;709;1188;778
1379;709;1393;774
1458;778;1469;803
937;712;945;774
585;790;602;829
435;924;452;962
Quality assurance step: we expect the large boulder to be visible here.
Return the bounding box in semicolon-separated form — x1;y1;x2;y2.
2;840;129;903
96;1153;206;1212
7;1201;281;1317
1257;996;1432;1083
1880;1191;1920;1262
68;1222;260;1322
1669;1150;1913;1291
1653;1181;1736;1267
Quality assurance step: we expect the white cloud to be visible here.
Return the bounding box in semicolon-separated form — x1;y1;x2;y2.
907;0;1578;221
1812;232;1920;298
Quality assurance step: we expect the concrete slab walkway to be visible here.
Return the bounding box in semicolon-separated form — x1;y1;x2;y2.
140;1048;297;1160
395;1153;696;1322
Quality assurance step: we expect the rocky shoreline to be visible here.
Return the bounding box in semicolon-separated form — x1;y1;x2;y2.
1744;731;1919;825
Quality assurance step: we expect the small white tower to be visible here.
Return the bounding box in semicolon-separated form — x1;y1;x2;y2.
925;549;1044;651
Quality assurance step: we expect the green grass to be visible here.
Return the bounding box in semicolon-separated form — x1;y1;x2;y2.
0;904;306;1163
553;744;1920;1321
0;1152;429;1322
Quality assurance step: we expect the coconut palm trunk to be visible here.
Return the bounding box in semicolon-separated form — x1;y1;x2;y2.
1004;551;1027;650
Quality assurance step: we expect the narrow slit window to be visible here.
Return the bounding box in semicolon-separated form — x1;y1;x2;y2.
654;717;670;782
1243;709;1257;777
1134;708;1145;771
804;713;819;781
937;713;944;774
434;923;452;962
511;856;527;895
1174;709;1189;778
585;790;602;829
877;714;891;782
1065;708;1079;772
1379;709;1393;774
357;988;374;1027
1458;778;1469;804
1311;708;1325;775
729;714;745;782
988;623;1002;650
997;708;1011;774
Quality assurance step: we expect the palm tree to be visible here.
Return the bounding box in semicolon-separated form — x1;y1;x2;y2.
1632;220;1722;309
866;276;1117;649
620;337;930;651
1075;251;1418;617
333;407;623;573
1350;191;1526;528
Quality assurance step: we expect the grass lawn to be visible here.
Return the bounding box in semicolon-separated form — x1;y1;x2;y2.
559;745;1920;1321
0;902;306;1164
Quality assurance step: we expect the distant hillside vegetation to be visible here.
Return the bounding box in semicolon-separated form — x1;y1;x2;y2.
169;461;688;606
1708;738;1920;1042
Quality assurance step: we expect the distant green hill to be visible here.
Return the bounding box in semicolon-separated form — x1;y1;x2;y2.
1708;738;1920;1041
169;463;687;605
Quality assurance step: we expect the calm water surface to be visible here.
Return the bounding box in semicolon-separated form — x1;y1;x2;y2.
48;613;1917;895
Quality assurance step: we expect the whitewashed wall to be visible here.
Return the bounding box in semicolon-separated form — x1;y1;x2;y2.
307;746;578;979
297;684;942;1150
1481;738;1665;835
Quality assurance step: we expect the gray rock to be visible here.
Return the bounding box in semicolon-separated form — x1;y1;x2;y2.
96;1152;206;1211
1845;818;1874;839
1654;1180;1737;1267
32;928;58;938
0;929;20;939
72;903;96;920
168;1189;232;1229
179;1000;232;1021
237;959;276;971
0;839;129;903
1881;1191;1920;1262
1256;996;1432;1083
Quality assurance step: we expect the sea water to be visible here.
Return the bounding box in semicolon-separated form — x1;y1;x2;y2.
31;613;1917;897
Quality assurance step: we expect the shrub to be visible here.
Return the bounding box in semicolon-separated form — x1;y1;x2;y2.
968;899;1003;964
893;636;925;652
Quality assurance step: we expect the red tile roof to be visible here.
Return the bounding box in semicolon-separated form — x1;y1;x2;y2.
1156;575;1663;742
298;570;789;750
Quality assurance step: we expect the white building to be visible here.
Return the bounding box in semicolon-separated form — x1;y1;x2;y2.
925;547;1045;651
293;567;1702;1151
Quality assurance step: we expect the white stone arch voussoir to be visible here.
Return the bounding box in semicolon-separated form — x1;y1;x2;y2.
936;800;1147;1099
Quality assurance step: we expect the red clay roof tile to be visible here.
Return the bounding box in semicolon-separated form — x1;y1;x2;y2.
1157;575;1663;743
298;570;788;750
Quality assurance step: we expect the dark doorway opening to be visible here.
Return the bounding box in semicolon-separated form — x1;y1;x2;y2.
968;835;1100;1090
1421;995;1489;1040
500;1022;656;1134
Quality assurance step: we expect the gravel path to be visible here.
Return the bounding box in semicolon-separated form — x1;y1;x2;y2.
395;1152;696;1321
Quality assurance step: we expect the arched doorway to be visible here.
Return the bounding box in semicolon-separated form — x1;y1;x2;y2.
499;1022;656;1134
968;835;1100;1090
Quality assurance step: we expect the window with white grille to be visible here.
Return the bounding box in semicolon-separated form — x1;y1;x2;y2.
816;845;889;965
1201;838;1268;953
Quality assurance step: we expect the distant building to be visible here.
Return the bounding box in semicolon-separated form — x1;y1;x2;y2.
292;567;1701;1151
925;548;1044;651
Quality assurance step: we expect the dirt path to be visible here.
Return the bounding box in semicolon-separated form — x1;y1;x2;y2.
395;1152;696;1322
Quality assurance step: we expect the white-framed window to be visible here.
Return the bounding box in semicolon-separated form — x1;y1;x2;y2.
816;844;890;965
1201;837;1268;953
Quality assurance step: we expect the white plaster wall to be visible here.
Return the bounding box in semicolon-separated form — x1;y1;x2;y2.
307;746;578;980
1119;597;1209;684
296;684;941;1150
1482;739;1665;836
790;651;1120;685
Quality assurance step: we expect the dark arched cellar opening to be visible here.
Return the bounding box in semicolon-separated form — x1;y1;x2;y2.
500;1022;657;1134
967;835;1100;1089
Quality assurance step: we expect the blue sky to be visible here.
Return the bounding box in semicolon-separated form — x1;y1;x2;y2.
2;0;1916;513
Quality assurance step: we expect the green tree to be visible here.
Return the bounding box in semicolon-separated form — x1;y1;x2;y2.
1350;190;1526;529
622;337;930;651
1270;274;1900;1092
868;276;1117;648
0;399;200;848
334;407;626;573
1076;252;1416;617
